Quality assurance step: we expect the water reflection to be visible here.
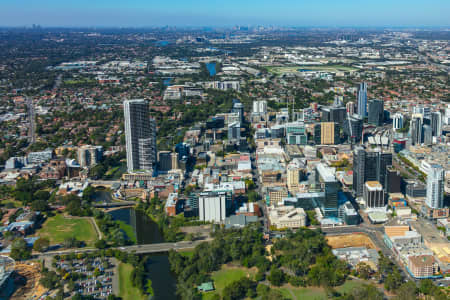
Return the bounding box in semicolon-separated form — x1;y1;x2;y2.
108;208;177;299
108;208;163;245
146;254;177;300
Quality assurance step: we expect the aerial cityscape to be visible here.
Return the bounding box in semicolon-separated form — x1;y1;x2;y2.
0;1;449;300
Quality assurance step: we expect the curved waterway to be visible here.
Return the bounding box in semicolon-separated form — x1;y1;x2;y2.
108;208;177;299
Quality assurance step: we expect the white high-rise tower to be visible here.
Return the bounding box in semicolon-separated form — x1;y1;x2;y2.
252;100;267;115
426;164;444;209
124;99;157;173
431;111;442;137
393;113;404;131
357;82;367;118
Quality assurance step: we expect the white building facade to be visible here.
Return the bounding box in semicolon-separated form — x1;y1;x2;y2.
426;164;444;209
124;99;157;172
199;191;228;223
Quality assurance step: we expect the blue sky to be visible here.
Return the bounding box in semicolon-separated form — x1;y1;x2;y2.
1;0;449;27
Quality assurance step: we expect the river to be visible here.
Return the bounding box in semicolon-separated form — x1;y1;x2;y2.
108;207;177;300
93;189;112;203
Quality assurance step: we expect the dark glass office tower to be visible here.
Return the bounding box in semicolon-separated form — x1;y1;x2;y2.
316;163;339;217
344;114;363;144
353;146;366;197
385;166;401;194
431;111;442;137
423;125;432;145
368;99;384;126
314;123;321;145
353;146;392;197
322;107;347;126
410;115;423;145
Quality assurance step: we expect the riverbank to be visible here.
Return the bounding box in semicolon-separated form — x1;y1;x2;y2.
118;263;146;300
116;220;136;244
107;206;178;299
108;206;164;244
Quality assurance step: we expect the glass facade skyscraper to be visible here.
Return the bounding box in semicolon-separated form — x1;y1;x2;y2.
426;164;444;209
353;146;392;197
357;82;367;118
368;99;384;126
124;99;157;172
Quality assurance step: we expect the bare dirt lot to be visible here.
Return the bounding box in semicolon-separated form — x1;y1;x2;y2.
180;224;212;240
11;261;47;300
326;233;377;249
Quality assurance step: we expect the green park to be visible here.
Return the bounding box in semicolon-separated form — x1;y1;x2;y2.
36;214;98;247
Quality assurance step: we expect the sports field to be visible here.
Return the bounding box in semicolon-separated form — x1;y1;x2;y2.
278;278;370;299
202;265;257;299
36;214;98;247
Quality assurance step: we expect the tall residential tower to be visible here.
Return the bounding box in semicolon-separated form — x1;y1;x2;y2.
431;111;442;137
124;99;157;172
410;114;424;146
393;113;404;132
357;82;367;118
426;164;444;209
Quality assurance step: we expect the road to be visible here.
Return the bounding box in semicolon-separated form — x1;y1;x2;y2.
249;149;269;232
88;179;121;187
37;239;210;258
418;53;450;74
27;96;36;144
103;205;135;212
392;154;424;182
117;240;211;254
93;201;136;208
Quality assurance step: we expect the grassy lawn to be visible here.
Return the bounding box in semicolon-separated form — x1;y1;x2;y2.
336;279;365;294
278;286;326;300
179;250;194;258
1;199;23;208
118;263;146;300
105;166;120;176
64;79;96;86
291;287;326;299
277;279;368;299
107;164;127;179
199;266;367;300
202;265;256;299
36;214;98;247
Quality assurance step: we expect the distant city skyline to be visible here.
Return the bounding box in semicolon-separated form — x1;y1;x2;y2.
1;0;449;27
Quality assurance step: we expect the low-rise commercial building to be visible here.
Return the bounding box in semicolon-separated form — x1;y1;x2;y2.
27;150;54;164
408;255;439;278
165;193;179;216
269;206;307;229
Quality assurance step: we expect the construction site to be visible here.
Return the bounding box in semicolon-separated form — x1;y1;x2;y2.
10;261;47;300
326;233;377;250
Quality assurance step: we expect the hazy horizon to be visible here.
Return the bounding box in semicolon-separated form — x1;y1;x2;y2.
1;0;449;27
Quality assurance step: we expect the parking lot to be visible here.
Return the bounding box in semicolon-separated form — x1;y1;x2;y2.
52;256;118;299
